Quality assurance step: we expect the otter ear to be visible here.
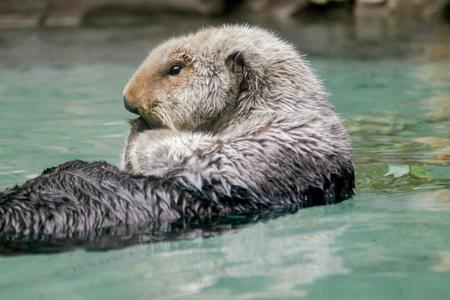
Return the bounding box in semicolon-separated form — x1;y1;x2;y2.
225;51;248;91
225;51;245;75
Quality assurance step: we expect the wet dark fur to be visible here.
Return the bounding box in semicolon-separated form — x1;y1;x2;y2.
0;158;354;244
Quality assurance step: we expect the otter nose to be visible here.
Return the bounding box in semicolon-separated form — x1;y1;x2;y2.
123;96;139;115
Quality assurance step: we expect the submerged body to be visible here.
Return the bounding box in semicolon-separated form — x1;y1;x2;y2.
0;25;354;239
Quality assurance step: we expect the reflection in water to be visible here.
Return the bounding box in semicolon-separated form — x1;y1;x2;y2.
409;189;450;212
433;251;450;272
216;226;350;298
124;217;350;299
0;210;302;255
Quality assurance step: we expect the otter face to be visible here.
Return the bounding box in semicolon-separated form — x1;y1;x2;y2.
123;34;245;131
123;25;329;131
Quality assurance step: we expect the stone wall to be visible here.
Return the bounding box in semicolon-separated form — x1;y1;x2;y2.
0;0;448;28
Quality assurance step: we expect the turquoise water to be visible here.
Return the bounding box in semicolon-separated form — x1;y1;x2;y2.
0;26;449;299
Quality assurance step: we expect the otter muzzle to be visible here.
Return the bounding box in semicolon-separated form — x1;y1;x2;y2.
123;96;139;115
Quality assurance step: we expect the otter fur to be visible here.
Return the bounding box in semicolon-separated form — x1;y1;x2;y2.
0;25;354;240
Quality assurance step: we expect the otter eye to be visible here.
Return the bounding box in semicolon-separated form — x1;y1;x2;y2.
168;65;182;76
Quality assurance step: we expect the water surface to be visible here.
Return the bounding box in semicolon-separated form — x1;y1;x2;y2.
0;21;449;299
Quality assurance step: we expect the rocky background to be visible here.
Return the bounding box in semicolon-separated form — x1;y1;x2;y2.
0;0;449;28
0;0;448;64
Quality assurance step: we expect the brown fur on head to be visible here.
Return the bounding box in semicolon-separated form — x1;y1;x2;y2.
123;27;249;132
124;46;198;129
123;25;331;133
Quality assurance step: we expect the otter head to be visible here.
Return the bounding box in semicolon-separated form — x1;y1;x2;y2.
123;31;250;132
123;25;328;131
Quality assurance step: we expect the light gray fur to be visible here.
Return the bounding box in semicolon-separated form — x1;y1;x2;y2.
121;25;354;201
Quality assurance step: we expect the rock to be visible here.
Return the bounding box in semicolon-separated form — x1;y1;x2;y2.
309;0;332;4
392;0;449;18
355;0;450;18
358;0;385;4
44;0;226;27
0;0;46;28
244;0;310;18
354;0;391;17
0;0;448;28
45;0;84;27
0;0;227;28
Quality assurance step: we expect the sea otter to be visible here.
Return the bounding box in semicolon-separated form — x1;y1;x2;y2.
0;25;354;241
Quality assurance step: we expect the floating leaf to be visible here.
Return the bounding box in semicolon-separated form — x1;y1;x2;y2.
384;165;409;178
